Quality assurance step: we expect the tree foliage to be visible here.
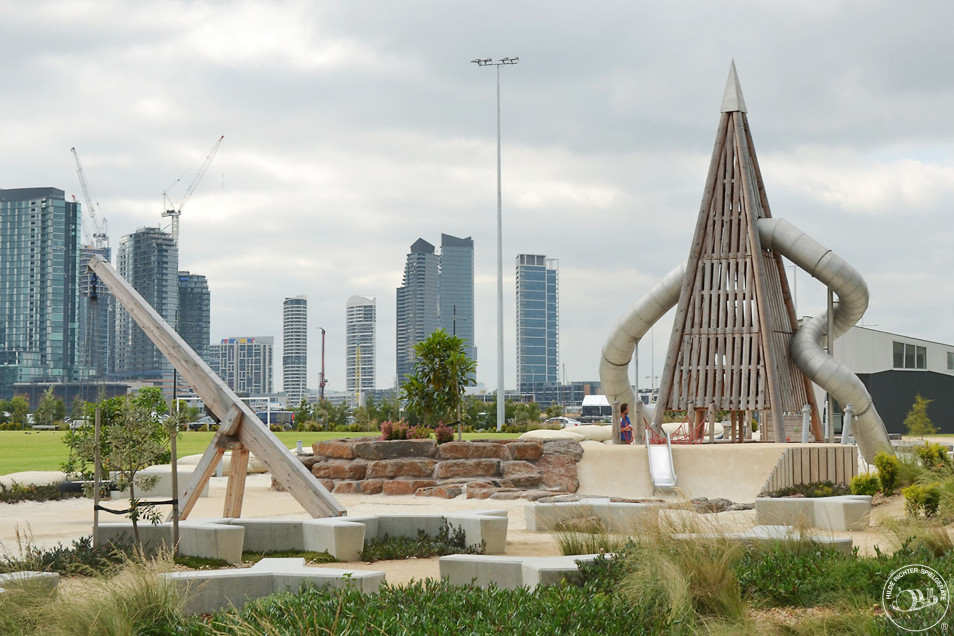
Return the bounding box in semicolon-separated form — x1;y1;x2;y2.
904;394;936;438
401;330;476;427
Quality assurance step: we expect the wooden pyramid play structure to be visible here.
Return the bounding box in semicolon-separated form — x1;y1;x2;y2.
652;63;822;444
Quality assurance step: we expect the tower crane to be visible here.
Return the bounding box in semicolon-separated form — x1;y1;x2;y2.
70;147;109;250
162;135;224;244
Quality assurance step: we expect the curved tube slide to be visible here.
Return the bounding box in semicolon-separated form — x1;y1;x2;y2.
758;218;892;462
599;262;685;433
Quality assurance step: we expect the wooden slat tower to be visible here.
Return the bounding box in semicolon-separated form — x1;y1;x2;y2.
652;62;822;444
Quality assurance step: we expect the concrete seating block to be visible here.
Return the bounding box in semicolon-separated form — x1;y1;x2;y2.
97;521;245;564
227;519;305;553
754;497;816;527
344;511;508;555
440;554;602;590
672;525;854;555
302;519;366;562
0;571;60;594
755;496;872;532
164;557;384;615
813;495;872;532
525;499;660;532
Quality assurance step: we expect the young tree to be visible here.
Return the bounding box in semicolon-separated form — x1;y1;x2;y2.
401;330;477;427
904;394;936;438
34;387;63;427
545;402;565;419
9;395;29;428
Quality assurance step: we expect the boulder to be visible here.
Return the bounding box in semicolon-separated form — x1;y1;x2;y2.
314;439;356;460
415;485;464;498
540;439;584;462
537;455;579;492
333;480;383;495
506;441;544;461
434;459;501;479
366;459;438;479
437;442;511;461
353;439;437;460
501;461;543;489
312;460;368;480
382;479;436;496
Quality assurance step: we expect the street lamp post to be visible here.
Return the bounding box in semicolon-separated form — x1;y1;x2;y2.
471;56;518;432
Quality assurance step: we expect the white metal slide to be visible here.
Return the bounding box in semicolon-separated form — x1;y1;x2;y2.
646;429;677;490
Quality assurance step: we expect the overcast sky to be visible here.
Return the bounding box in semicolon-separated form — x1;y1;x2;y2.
4;1;954;395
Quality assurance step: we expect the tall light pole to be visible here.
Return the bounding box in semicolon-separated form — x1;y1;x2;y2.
471;56;518;432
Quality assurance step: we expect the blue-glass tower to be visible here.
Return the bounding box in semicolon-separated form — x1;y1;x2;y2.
515;254;559;396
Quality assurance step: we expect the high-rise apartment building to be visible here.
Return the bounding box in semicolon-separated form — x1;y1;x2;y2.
177;271;210;361
0;188;82;397
438;234;476;365
210;336;273;395
283;295;307;407
346;296;376;403
78;245;113;380
515;254;559;395
113;227;178;380
395;239;439;384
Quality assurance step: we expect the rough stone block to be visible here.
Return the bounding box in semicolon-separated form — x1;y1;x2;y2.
382;479;436;495
537;454;579;492
416;485;463;498
313;459;368;480
540;439;584;461
434;458;501;479
319;479;336;492
298;455;322;470
353;439;437;460
333;480;385;495
366;458;438;479
506;441;544;461
501;460;543;489
314;439;356;459
438;442;511;461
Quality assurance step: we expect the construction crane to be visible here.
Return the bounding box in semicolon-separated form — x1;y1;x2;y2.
70;147;109;250
162;135;224;244
318;327;328;401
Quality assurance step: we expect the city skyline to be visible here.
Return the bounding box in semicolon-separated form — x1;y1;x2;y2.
4;3;954;395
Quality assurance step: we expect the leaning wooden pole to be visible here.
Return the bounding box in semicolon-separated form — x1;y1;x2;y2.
87;255;345;519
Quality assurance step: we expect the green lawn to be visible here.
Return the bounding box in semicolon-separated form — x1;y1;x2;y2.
0;430;520;476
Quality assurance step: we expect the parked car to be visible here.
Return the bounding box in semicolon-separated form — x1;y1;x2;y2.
544;416;582;428
187;416;217;431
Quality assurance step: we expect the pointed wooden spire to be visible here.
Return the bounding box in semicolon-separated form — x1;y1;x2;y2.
653;64;820;443
721;60;747;113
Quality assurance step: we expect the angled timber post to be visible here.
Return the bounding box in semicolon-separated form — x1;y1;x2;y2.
87;255;346;519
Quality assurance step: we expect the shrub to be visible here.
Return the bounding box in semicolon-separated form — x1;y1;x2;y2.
914;442;951;470
0;481;84;504
874;451;900;495
766;480;849;498
434;423;454;444
849;472;880;496
903;483;941;518
359;520;484;562
0;534;137;576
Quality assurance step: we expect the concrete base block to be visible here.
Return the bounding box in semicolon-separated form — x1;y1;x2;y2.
440;554;602;589
672;525;854;555
97;522;245;564
228;519;305;553
343;510;508;555
525;499;660;532
303;519;366;562
755;495;871;532
164;557;384;614
110;466;210;500
0;571;60;594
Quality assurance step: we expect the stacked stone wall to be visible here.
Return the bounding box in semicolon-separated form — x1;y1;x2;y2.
277;438;584;500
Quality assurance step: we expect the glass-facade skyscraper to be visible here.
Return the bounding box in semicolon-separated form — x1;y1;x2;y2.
396;239;439;384
113;227;179;380
78;245;113;380
0;188;82;397
177;271;210;361
283;295;307;407
438;234;475;365
346;295;376;404
515;254;559;396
